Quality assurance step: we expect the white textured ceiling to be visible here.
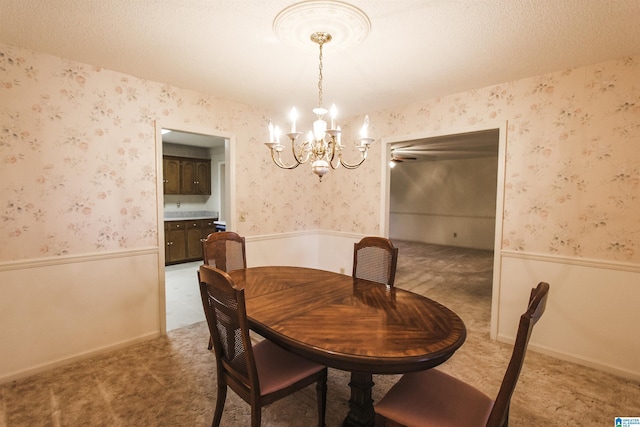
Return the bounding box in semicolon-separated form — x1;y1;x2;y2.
2;0;640;121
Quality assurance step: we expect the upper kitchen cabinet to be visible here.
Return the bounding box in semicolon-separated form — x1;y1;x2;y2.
181;158;211;195
163;157;181;194
163;155;211;195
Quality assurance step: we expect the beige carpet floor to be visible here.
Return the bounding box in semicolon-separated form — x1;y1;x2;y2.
1;241;638;426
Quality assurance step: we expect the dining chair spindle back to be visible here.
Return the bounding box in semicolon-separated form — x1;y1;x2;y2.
202;231;246;272
202;231;247;350
353;236;399;287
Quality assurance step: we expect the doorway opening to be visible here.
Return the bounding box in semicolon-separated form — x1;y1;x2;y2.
156;123;236;333
380;122;507;339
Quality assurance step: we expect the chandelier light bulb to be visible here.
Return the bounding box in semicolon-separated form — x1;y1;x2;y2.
289;107;298;133
330;104;337;129
268;120;274;143
274;126;281;144
360;115;369;139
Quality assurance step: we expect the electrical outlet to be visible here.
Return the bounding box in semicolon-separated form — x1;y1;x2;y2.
339;267;345;274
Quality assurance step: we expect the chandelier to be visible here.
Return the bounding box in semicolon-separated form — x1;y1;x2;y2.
265;32;373;181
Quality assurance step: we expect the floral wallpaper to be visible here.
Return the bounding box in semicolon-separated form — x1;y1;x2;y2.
1;42;639;264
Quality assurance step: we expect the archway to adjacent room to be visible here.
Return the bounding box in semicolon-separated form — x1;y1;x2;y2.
379;122;507;339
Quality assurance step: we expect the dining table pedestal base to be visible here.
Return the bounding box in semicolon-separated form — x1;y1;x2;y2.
342;371;375;427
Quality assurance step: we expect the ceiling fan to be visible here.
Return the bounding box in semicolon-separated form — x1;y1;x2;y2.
389;148;417;167
390;154;417;163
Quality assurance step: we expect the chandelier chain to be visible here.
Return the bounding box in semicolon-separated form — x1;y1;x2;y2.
318;42;324;111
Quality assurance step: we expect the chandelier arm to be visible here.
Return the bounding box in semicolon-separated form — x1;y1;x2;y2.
339;149;369;169
328;140;340;169
270;148;302;170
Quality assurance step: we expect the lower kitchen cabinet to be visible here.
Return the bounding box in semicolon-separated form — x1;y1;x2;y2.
165;221;187;264
201;218;217;240
164;217;217;265
186;221;204;260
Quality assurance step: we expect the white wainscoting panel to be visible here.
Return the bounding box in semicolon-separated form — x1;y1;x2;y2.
246;230;364;273
498;251;640;381
245;231;320;268
316;231;364;273
0;249;161;383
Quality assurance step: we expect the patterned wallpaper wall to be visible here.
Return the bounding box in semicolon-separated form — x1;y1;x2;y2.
1;42;639;263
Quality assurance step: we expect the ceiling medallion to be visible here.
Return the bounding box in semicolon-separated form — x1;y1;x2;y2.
273;0;371;51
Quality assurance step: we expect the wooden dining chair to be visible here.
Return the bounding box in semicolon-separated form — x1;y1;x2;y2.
202;231;246;272
198;265;328;427
353;236;399;287
202;231;247;349
374;281;550;427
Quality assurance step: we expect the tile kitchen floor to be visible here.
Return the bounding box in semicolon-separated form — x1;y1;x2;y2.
165;261;205;331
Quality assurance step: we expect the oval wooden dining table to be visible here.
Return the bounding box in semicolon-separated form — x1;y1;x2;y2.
228;266;467;427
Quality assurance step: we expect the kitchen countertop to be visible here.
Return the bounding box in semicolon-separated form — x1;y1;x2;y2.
164;210;218;221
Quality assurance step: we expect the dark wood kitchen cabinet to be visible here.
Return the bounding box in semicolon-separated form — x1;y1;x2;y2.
180;158;211;195
186;220;204;260
162;156;211;195
195;160;211;194
165;221;187;263
162;157;181;194
164;217;218;265
201;218;217;239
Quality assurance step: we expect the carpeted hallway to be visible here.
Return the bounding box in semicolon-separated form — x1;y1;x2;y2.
1;241;638;426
